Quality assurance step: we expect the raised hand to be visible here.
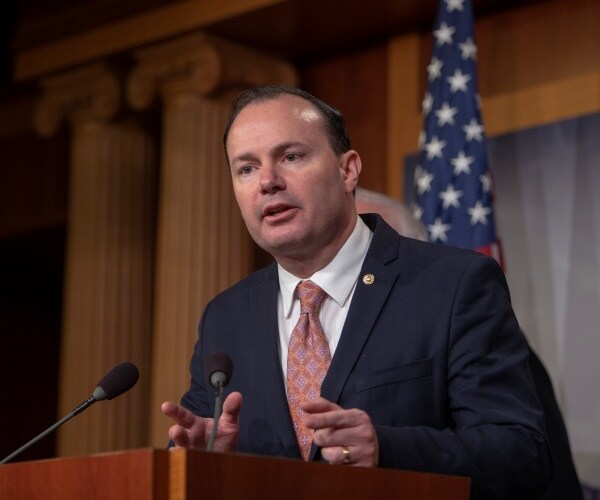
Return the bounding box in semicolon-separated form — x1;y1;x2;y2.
303;397;379;467
161;391;243;452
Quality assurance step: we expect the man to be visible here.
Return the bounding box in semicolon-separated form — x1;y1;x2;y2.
162;86;552;499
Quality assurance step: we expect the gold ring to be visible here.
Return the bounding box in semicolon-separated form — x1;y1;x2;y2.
342;446;351;464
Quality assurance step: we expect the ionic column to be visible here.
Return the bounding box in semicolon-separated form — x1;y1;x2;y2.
127;32;297;446
35;63;157;456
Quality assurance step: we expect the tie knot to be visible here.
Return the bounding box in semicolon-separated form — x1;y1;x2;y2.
297;280;327;314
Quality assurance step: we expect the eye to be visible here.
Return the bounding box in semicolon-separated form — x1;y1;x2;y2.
236;165;255;177
236;165;255;176
283;153;302;162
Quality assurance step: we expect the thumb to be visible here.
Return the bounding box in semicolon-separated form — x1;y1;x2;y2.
221;391;243;425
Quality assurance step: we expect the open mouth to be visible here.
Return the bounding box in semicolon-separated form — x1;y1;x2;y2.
263;204;295;220
266;206;289;216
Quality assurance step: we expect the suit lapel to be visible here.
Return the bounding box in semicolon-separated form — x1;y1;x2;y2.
308;215;400;461
249;265;300;458
320;215;400;404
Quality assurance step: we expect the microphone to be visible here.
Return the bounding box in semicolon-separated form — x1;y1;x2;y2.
204;353;233;451
0;362;139;465
93;362;139;401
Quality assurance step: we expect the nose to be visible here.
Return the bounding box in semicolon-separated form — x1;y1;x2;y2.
260;162;285;193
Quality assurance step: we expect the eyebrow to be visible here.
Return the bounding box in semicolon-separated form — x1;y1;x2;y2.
230;152;258;166
230;142;307;165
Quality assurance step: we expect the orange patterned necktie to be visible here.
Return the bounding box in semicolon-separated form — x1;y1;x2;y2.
286;280;331;460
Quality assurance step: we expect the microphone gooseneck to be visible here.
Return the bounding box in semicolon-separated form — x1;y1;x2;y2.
205;353;233;452
0;362;139;465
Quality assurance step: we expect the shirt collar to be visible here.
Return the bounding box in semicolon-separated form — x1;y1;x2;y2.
278;216;373;317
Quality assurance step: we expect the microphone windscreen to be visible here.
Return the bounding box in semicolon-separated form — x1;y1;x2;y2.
95;362;139;400
204;352;233;387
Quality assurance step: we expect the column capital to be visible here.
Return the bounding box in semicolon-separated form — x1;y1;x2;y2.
34;63;121;137
127;32;297;110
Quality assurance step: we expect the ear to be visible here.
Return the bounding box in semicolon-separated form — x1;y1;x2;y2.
339;150;362;194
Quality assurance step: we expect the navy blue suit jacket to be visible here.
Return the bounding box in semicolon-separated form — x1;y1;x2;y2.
180;214;552;499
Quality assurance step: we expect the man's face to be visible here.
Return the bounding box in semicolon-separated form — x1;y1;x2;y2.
226;95;361;266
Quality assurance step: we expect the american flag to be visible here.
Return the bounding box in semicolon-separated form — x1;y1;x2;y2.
414;0;502;264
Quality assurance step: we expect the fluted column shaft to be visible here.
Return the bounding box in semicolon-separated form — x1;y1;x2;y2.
128;32;297;446
36;64;157;456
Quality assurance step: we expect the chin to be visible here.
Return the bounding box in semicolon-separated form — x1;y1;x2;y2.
257;227;305;249
260;235;309;258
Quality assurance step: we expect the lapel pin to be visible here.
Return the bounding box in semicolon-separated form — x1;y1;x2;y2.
362;274;375;285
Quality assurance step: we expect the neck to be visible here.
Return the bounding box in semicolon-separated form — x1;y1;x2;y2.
277;255;335;280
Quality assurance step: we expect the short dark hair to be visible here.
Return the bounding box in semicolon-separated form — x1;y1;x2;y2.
223;85;352;162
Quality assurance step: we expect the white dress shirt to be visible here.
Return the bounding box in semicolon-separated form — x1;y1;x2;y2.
277;216;373;384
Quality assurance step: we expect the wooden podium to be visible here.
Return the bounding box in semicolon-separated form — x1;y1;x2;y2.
0;448;470;499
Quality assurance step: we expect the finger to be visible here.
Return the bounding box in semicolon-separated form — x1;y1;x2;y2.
220;392;243;425
312;426;357;448
320;445;353;465
323;442;379;468
161;401;198;429
302;397;346;429
301;397;341;414
168;424;190;448
305;408;365;430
